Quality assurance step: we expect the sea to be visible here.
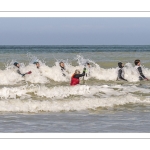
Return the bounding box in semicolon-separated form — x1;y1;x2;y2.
0;45;150;133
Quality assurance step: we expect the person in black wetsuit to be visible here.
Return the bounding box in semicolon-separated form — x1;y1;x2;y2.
33;62;40;69
85;62;91;77
59;62;66;76
134;59;148;81
70;68;86;85
117;62;127;81
14;62;32;77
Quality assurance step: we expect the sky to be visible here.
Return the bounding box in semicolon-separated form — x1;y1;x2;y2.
0;17;150;45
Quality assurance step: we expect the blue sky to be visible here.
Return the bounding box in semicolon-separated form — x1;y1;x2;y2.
0;18;150;45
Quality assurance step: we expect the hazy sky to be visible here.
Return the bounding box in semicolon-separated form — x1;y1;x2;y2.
0;18;150;45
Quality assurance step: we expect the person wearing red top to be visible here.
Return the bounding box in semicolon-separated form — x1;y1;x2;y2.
70;68;86;86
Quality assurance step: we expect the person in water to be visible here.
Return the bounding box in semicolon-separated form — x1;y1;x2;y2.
134;59;148;81
70;67;86;86
33;62;40;69
85;62;91;77
117;62;127;81
14;62;32;77
59;61;66;76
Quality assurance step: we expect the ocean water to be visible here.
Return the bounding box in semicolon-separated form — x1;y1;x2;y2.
1;45;150;133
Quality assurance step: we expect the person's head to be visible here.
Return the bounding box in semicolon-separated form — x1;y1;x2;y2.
86;62;90;67
75;69;80;74
59;62;64;68
14;62;20;68
118;62;124;68
33;62;40;68
134;59;141;66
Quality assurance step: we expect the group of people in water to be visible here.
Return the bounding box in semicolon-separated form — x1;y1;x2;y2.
13;60;89;85
117;59;148;82
13;59;148;86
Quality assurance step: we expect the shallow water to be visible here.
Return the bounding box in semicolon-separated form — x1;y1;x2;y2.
1;108;150;133
0;45;150;133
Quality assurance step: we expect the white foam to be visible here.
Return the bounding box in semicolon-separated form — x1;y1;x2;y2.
1;55;150;85
0;83;149;112
0;69;24;85
23;64;49;84
1;83;150;100
0;94;149;113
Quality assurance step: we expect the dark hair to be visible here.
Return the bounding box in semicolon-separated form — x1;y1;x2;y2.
134;59;140;65
33;62;39;65
14;62;18;67
86;63;90;65
59;62;63;64
118;62;123;68
59;62;64;66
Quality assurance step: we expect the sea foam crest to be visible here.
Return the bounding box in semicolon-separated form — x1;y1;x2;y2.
0;84;150;100
0;94;150;113
0;55;150;85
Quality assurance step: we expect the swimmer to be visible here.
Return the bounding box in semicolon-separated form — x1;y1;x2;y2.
59;61;66;76
14;62;32;77
85;62;91;77
33;62;40;69
134;59;148;81
117;62;127;81
70;67;86;86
